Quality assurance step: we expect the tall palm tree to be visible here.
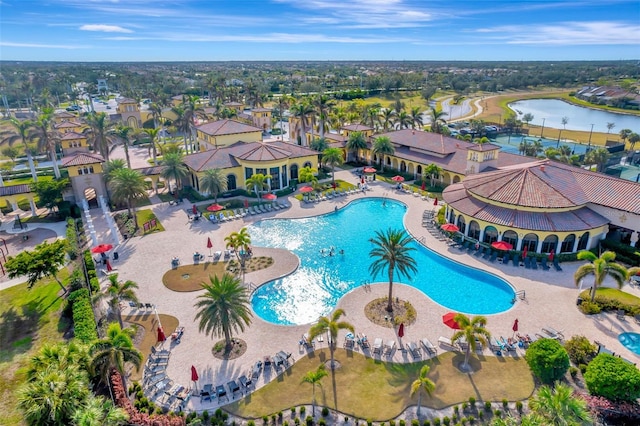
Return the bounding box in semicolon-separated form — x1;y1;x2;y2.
102;159;126;184
108;168;147;231
409;106;424;130
101;274;139;329
194;273;253;351
424;163;443;188
110;125;133;168
585;147;610;172
0;117;38;181
224;227;252;273
379;108;396;131
395;110;412;130
369;228;418;312
171;105;191;154
290;100;314;145
308;308;354;370
310;138;328;168
574;250;630;302
528;382;593;425
85;112;116;162
90;323;141;391
322;147;344;186
371;136;395;172
30;108;61;178
362;105;380;129
312;94;336;140
451;314;491;370
245;173;271;204
345;131;368;163
428;107;448;134
160;152;189;196
71;396;128;426
301;364;328;416
182;95;205;151
410;365;435;420
199;168;228;201
628;132;640;152
619;128;632;144
148;102;165;129
143;127;161;165
275;94;293;138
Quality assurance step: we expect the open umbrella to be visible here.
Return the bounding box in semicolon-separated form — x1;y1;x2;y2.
192;204;198;215
91;244;113;254
391;175;405;182
441;223;459;233
398;323;405;338
262;193;277;201
206;203;224;212
491;241;513;251
300;186;314;193
442;312;461;330
363;167;376;173
157;326;166;343
548;249;554;262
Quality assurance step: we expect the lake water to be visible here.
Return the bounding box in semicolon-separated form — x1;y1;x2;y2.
508;99;640;133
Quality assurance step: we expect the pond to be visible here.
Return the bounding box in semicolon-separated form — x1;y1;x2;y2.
508;99;640;133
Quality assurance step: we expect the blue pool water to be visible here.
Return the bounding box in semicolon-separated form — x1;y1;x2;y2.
248;198;515;325
619;332;640;355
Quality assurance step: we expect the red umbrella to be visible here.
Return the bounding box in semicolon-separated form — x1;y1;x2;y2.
421;181;426;191
91;244;113;254
441;223;459;232
512;318;519;333
523;246;528;258
191;365;199;382
442;312;461;330
492;241;513;251
391;175;404;182
206;203;224;212
262;193;277;200
433;197;438;206
363;167;376;173
398;323;405;338
548;249;554;262
192;204;198;215
207;237;213;249
106;260;113;272
300;186;314;193
157;326;166;342
244;199;249;208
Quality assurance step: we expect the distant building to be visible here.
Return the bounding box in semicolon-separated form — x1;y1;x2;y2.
116;97;142;129
195;119;263;150
97;79;108;94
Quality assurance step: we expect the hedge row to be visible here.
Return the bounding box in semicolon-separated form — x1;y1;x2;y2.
69;288;98;343
600;239;640;267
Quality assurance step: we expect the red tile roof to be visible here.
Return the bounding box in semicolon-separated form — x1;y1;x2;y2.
0;184;31;197
376;129;461;155
343;124;373;132
61;152;104;166
55;121;83;129
60;132;86;140
197;119;262;136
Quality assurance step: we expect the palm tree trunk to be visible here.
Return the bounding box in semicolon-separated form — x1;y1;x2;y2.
49;148;61;178
417;393;422;420
464;345;471;369
312;385;316;416
387;268;394;312
26;153;38;182
123;145;131;168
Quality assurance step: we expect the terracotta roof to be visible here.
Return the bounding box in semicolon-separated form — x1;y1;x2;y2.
182;141;317;172
0;184;31;197
467;143;500;152
55;121;83;129
134;165;167;176
342;124;373;131
197;119;262;136
117;97;137;104
60;132;86;140
376;129;461;155
224;102;243;106
61;152;104;166
55;111;76;118
251;108;271;113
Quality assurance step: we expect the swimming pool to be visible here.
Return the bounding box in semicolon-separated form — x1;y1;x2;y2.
619;332;640;355
249;198;515;325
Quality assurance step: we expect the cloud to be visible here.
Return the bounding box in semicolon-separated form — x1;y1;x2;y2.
80;24;133;33
104;32;412;44
0;41;89;49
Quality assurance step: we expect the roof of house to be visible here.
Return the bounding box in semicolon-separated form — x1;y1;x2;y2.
376;129;462;155
0;184;31;197
182;141;317;172
61;152;104;166
55;111;76;119
60;132;87;140
342;124;373;132
251;108;271;113
55;121;83;129
134;165;167;176
117;97;137;104
196;119;262;136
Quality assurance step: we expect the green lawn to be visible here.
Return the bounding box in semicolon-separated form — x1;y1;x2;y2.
579;287;640;305
0;274;70;425
227;348;534;421
136;209;164;234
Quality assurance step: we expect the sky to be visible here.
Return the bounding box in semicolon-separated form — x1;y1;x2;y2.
0;0;639;62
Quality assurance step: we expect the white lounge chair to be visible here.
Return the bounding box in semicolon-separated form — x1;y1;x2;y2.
438;336;455;348
421;338;437;355
372;338;383;354
384;340;396;355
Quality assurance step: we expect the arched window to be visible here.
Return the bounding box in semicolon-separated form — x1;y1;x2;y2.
416;165;422;176
468;221;480;240
303;161;312;168
541;235;558;253
502;230;518;248
290;164;299;180
400;161;407;172
560;234;576;253
227;174;237;190
386;157;391;166
577;232;590;251
453;175;461;183
456;216;466;234
483;226;498;244
522;233;538;252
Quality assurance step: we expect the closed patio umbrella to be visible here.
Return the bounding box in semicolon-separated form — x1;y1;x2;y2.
398;323;405;338
157;326;166;342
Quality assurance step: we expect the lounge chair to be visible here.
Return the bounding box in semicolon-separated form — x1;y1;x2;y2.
483;248;492;260
500;336;516;352
502;253;511;264
216;385;228;402
372;338;383;354
512;254;520;267
489;251;498;262
223;250;231;261
213;251;222;261
265;204;273;212
474;246;485;257
541;327;563;340
420;338;437;355
384;340;396;355
409;342;421;359
635;314;640;325
531;258;538;270
540;256;550;270
616;309;626;321
524;257;531;269
438;336;455;349
553;257;563;271
460;241;470;251
492;337;506;353
357;333;370;348
238;374;252;389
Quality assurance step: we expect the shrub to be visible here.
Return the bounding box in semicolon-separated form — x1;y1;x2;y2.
423;421;431;426
484;401;491;411
433;419;441;426
524;338;570;384
565;335;598;365
468;397;475;407
515;401;523;414
584;353;640;402
247;421;255;426
461;402;468;411
318;419;326;426
570;366;579;378
399;420;405;426
321;407;329;417
493;409;502;418
294;418;300;425
389;421;395;426
502;399;508;409
579;301;602;314
412;421;419;426
69;288;98;342
305;416;313;426
442;417;450;426
300;406;306;415
579;363;588;374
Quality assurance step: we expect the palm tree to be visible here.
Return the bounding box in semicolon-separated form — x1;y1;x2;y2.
71;396;128;426
395;110;412;130
301;364;328;416
345;131;368;163
606;122;616;134
299;165;318;185
574;250;630;302
369;228;418;312
322;147;344;186
245;173;271;204
143;127;161;165
619;128;632;144
362;105;380;129
308;308;354;370
312;94;336;140
428;107;448;134
224;227;252;274
585;147;610;172
85;112;116;161
628;132;640;152
199;168;228;202
102;159;126;184
409;106;424;129
410;365;435;420
371;136;394;172
0;117;38;181
194;273;253;351
379;108;396;131
90;323;142;390
108;168;147;231
101;274;139;329
171;105;191;153
110;125;133;168
451;314;491;371
522;113;534;128
424;163;443;188
310;137;328;154
160;151;189;196
275;94;293;138
528;382;592;425
290;100;314;145
30;108;61;178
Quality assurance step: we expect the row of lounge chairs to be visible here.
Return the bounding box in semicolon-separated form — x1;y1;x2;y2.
303;187;361;203
457;240;564;271
128;302;156;311
208;202;290;223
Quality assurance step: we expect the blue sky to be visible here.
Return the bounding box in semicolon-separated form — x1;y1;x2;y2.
1;0;638;61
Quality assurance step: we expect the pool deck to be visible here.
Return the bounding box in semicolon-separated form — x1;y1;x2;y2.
88;168;640;412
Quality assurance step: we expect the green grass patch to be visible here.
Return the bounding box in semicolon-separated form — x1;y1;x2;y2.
0;274;70;425
579;288;640;305
136;209;164;234
227;349;534;421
